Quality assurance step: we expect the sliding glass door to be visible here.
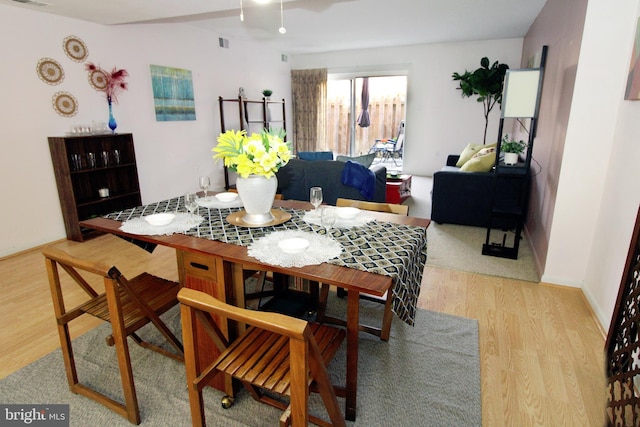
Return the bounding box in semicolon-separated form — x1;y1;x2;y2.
326;75;407;157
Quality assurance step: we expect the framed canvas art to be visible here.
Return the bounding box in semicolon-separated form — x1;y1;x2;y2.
150;65;196;121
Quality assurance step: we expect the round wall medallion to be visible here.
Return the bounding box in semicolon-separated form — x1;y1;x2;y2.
52;91;78;117
88;68;108;91
36;58;64;85
63;35;88;62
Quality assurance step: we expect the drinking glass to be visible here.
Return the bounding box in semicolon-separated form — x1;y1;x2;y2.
86;152;96;169
310;187;323;216
321;206;336;234
113;149;121;165
100;151;109;167
70;154;82;171
184;193;199;214
199;176;210;198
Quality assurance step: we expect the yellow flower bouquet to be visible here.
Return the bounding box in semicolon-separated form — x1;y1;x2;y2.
212;129;291;178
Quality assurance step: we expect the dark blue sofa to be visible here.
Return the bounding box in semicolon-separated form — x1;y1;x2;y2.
431;154;530;228
275;158;387;205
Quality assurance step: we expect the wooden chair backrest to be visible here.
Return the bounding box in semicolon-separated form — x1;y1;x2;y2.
180;287;308;338
336;198;409;216
178;287;346;427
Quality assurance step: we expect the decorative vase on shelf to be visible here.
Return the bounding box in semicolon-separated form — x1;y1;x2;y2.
107;96;117;134
235;175;277;224
504;152;519;165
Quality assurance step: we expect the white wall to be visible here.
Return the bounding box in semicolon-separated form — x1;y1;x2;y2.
544;0;640;329
291;39;523;177
0;6;291;257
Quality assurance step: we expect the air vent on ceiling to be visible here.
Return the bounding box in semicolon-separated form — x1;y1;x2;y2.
12;0;49;6
218;38;229;49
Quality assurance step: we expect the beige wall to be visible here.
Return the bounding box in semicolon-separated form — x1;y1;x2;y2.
521;0;588;280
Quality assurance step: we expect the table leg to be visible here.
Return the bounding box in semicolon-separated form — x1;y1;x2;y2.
345;289;359;421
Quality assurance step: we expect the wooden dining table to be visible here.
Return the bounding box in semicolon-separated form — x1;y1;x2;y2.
80;197;429;421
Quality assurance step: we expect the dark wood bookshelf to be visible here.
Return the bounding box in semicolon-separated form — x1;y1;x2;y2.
48;133;142;241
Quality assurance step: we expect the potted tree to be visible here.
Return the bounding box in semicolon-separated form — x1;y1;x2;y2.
452;57;509;144
500;134;527;165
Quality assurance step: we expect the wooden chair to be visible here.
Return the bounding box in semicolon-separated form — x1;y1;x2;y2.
178;287;346;427
43;246;184;425
317;198;410;341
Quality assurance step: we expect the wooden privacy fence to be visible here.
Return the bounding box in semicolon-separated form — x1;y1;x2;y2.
326;95;406;155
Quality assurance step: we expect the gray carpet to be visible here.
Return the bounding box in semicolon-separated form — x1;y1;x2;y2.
426;222;540;282
0;296;481;426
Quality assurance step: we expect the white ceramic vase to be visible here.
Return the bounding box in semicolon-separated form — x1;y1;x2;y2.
235;175;277;224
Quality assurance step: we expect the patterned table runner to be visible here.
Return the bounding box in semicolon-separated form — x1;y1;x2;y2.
105;196;428;326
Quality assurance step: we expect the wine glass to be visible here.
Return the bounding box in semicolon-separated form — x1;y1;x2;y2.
184;193;199;214
310;187;323;217
321;206;336;234
199;176;210;198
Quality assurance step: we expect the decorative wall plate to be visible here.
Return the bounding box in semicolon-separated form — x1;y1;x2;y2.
36;58;64;85
63;35;88;62
52;91;78;117
88;68;108;91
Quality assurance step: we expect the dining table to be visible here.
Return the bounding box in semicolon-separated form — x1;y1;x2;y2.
79;196;430;421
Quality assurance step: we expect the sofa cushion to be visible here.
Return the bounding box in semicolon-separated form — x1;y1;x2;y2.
459;147;496;172
455;142;497;167
336;153;376;168
297;151;334;161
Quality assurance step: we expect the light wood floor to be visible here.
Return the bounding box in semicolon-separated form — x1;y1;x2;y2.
0;234;606;426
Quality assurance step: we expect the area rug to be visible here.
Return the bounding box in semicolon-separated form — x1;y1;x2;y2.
0;296;481;426
426;222;540;282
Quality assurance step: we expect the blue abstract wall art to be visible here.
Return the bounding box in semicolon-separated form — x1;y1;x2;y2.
150;65;196;121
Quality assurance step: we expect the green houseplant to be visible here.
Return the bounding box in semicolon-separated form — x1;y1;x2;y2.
452;57;509;144
500;134;527;165
262;89;273;98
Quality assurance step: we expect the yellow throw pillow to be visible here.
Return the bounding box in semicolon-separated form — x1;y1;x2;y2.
455;142;497;167
460;147;496;172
